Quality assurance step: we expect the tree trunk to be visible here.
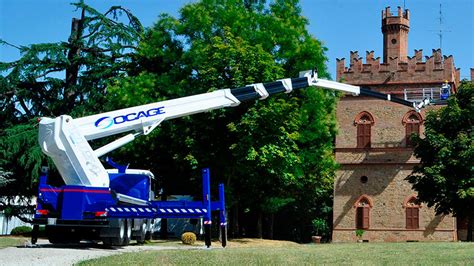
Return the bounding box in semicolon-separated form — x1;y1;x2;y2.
467;212;473;242
268;213;274;240
256;211;263;239
65;8;85;109
232;204;239;238
66;18;81;88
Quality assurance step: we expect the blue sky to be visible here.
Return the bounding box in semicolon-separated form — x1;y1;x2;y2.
1;0;472;79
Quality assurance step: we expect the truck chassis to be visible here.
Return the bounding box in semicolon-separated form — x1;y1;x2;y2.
32;167;226;247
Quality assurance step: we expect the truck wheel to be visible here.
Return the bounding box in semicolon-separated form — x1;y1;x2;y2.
136;221;147;244
144;231;152;240
122;219;132;246
47;226;66;244
48;235;66;244
144;219;152;240
103;219;126;246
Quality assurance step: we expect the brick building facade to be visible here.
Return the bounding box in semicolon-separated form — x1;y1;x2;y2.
332;7;462;242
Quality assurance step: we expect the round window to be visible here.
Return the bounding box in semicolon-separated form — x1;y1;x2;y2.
360;176;368;183
391;38;397;44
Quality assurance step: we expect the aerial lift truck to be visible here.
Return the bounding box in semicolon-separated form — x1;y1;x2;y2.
32;70;430;246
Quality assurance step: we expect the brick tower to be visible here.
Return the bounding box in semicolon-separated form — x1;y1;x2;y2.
382;7;410;63
332;7;461;242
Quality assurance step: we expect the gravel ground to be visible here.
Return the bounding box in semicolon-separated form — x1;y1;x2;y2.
0;239;200;266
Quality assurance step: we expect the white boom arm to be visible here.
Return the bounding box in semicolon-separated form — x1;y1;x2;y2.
39;70;431;188
300;70;431;111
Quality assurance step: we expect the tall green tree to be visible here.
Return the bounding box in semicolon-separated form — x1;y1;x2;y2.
407;81;474;241
0;1;143;219
108;0;337;240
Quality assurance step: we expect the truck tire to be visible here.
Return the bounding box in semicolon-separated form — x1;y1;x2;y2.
103;219;126;246
144;219;153;240
136;220;147;244
48;234;66;244
122;219;132;246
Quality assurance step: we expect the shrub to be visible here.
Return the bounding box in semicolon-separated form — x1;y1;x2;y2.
312;218;329;236
355;229;365;238
10;226;32;236
181;232;196;245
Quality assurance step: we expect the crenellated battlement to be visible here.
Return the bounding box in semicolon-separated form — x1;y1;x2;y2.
382;6;410;33
336;49;460;86
382;6;409;21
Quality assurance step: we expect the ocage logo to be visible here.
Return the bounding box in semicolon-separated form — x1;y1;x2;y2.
94;117;114;129
94;106;166;130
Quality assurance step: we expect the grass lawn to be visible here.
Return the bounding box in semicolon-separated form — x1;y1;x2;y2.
0;236;28;249
79;239;474;265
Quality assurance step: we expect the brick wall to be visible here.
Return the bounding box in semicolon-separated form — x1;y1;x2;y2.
333;94;456;242
335;97;430;148
332;164;457;242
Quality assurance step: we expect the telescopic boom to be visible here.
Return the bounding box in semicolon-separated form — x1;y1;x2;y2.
38;70;430;187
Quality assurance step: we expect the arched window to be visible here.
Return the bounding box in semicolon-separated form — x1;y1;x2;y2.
354;112;375;148
403;196;420;229
402;111;422;147
354;195;373;229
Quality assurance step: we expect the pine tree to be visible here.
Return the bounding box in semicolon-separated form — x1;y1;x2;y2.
0;1;143;220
